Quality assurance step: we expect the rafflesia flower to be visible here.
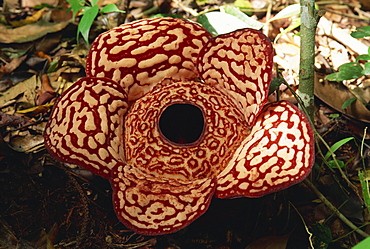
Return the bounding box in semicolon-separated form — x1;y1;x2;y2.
44;17;315;235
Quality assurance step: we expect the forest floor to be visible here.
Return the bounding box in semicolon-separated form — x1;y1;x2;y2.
1;0;370;248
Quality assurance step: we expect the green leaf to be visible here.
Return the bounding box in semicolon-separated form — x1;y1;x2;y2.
47;60;59;73
233;0;253;15
269;4;300;22
151;13;184;19
324;137;354;160
327;159;345;169
100;4;125;13
358;170;370;213
337;62;363;78
341;97;357;109
356;54;370;61
362;62;370;75
77;4;99;45
351;26;370;39
198;8;265;35
197;15;218;36
312;223;332;249
269;77;285;95
328;113;340;119
196;0;208;6
324;73;340;81
325;62;364;81
80;5;92;12
198;12;249;35
273;17;300;42
221;6;264;30
67;0;84;21
90;0;99;6
283;17;301;32
34;3;62;9
234;0;252;9
352;237;370;249
1;47;27;59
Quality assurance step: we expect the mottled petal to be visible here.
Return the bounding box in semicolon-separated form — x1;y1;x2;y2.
198;28;273;126
111;164;217;235
44;77;128;178
86;17;212;101
215;101;314;198
124;80;249;181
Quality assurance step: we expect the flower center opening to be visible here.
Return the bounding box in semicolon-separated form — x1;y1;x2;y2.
159;103;205;145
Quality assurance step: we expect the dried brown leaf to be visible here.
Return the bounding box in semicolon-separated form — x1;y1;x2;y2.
8;134;44;153
0;18;70;44
245;234;290;249
315;74;370;123
8;9;46;27
36;74;56;105
0;74;41;108
0;54;28;74
0;112;32;127
358;0;370;10
317;16;368;56
0;219;18;248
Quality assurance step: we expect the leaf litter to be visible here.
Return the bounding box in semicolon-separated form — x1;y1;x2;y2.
1;0;370;248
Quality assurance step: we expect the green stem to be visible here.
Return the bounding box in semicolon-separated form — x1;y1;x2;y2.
299;0;320;120
304;178;370;238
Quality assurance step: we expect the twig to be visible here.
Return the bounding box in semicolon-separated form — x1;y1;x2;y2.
303;178;370;238
174;0;198;16
315;132;359;195
66;170;90;247
48;157;90;246
325;9;370;21
116;0;131;25
290;201;314;249
262;0;273;36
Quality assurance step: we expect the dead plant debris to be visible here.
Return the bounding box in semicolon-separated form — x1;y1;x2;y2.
1;0;370;248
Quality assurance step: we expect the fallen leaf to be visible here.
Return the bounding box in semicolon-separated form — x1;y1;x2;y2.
358;0;370;10
37;74;56;105
0;74;41;107
245;234;291;249
0;112;32;127
8;134;44;153
0;54;28;74
0;219;18;248
8;9;46;27
20;0;58;7
317;16;368;56
0;17;70;43
16;103;54;115
312;222;332;249
314;73;370;123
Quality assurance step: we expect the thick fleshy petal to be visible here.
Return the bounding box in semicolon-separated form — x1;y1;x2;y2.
124;80;249;181
215;101;314;198
44;77;128;178
198;28;274;126
86;17;212;101
111;164;217;235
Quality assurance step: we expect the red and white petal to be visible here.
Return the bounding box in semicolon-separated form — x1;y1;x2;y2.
124;80;249;181
86;17;212;101
111;164;216;235
198;28;274;126
44;77;128;178
215;101;314;198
